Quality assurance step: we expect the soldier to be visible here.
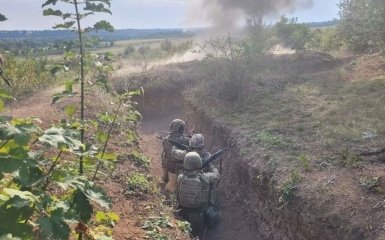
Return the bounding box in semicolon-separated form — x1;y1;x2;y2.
172;133;210;162
177;152;220;235
161;119;190;184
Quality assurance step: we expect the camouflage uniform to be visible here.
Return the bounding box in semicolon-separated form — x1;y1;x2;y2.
172;133;211;166
161;119;190;183
177;152;220;235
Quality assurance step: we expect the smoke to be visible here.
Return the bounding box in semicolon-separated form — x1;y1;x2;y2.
186;0;313;30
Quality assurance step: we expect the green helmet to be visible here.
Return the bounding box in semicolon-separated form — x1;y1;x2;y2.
184;152;202;170
189;134;205;149
169;119;185;134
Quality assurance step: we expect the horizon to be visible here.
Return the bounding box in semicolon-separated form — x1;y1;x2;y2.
0;0;339;31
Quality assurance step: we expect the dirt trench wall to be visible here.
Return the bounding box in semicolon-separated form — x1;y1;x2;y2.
182;102;362;240
128;66;366;239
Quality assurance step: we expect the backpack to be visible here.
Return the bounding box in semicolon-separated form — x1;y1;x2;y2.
178;174;203;209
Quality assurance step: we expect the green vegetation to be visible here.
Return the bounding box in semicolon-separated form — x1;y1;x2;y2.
359;176;381;192
129;150;151;168
339;0;385;51
279;170;302;207
274;16;311;51
125;173;151;196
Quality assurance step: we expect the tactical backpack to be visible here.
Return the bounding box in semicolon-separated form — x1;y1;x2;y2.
178;174;203;209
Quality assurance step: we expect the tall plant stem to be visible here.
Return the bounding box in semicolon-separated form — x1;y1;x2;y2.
43;150;63;190
92;100;123;181
74;0;85;176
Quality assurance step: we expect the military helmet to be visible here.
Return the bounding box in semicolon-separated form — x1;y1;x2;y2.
189;134;205;149
184;152;202;170
169;119;185;134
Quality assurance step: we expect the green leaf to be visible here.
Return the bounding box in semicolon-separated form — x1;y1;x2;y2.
72;190;93;222
84;3;112;14
39;127;82;151
93;20;114;32
0;14;7;22
0;234;22;240
43;8;63;17
53;21;76;29
37;208;70;240
88;0;111;7
2;189;38;203
42;0;58;7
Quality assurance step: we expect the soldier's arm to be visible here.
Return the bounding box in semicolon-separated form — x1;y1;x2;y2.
203;167;220;184
171;146;187;161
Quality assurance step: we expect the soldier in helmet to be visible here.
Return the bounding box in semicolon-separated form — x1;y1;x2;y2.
172;133;211;168
161;119;190;184
177;152;220;235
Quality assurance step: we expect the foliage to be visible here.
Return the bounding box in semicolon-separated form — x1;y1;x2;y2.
359;176;382;193
0;54;55;98
125;173;151;196
279;170;302;207
0;117;112;239
176;220;192;234
143;216;173;240
339;0;385;51
0;13;6;22
340;149;362;167
308;28;343;52
274;16;311;51
129;150;150;168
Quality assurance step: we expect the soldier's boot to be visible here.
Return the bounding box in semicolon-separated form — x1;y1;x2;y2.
162;168;169;183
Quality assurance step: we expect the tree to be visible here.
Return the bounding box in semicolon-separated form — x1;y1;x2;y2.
274;16;311;51
339;0;385;51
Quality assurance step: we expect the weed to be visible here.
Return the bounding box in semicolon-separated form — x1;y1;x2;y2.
142;215;173;240
359;176;382;193
299;154;310;171
129;150;151;168
340;149;362;168
279;170;302;207
176;220;192;234
125;173;151;196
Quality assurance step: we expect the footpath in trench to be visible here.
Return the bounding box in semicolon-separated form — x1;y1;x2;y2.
138;111;259;240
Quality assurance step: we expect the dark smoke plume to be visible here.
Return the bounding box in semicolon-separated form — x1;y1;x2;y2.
188;0;313;30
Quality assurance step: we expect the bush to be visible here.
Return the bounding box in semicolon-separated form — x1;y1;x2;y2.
274;16;311;51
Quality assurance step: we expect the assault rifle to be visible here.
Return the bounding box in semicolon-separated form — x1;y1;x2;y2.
201;143;235;169
156;135;190;150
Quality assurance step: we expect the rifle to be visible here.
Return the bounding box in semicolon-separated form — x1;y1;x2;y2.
156;135;190;150
0;68;11;86
201;143;235;169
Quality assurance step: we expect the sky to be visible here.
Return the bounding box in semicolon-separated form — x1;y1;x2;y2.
0;0;340;31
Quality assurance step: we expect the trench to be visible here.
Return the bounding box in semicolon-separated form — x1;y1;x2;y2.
137;90;261;240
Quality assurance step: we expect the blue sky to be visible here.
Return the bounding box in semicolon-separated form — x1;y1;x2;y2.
0;0;340;30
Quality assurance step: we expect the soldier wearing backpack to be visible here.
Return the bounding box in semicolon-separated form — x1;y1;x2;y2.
177;152;220;235
161;119;190;184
